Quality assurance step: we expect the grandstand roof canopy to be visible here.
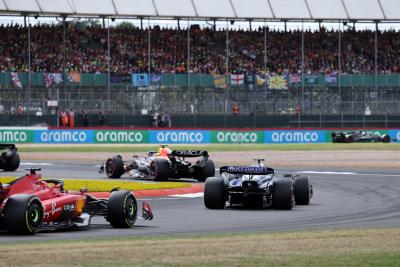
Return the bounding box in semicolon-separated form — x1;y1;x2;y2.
0;0;399;21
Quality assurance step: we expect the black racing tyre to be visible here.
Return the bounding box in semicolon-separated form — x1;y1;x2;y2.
149;158;170;181
195;159;215;182
1;149;20;171
294;176;311;205
204;177;226;209
346;135;354;143
272;179;294;210
4;194;43;234
382;134;391;143
107;190;138;228
105;156;124;178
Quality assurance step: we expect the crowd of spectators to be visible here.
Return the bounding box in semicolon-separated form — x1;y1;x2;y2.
0;22;399;75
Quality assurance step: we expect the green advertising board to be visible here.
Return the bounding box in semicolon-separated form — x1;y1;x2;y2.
0;130;34;143
211;131;264;144
94;130;149;143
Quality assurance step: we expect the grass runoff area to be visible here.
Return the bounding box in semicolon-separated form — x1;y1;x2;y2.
17;143;400;153
1;228;399;267
0;177;188;192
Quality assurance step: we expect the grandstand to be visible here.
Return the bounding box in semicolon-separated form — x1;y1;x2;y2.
0;0;400;127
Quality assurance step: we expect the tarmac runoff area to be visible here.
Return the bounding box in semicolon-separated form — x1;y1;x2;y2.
1;160;400;242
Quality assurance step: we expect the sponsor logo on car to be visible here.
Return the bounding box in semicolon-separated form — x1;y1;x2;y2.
173;150;204;156
43;202;62;219
225;166;267;174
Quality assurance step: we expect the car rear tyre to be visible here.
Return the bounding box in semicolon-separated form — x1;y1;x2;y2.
195;159;215;182
149;158;170;181
4;194;43;234
273;179;294;210
107;190;137;228
294;176;311;205
204;177;226;209
105;156;124;178
382;134;391;143
1;149;20;171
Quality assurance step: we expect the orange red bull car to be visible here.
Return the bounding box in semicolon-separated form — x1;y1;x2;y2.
101;145;215;181
0;168;153;234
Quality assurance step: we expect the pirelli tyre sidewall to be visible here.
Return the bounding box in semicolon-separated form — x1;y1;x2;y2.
195;159;215;182
4;194;43;234
272;179;294;210
105;156;124;178
107;190;137;228
1;149;20;171
381;134;391;143
149;158;170;181
294;176;311;205
204;177;227;209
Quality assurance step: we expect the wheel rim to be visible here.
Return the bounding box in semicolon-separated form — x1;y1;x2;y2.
125;197;137;222
28;203;42;229
106;160;114;175
149;162;156;177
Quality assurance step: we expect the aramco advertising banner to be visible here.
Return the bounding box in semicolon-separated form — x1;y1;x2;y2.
210;131;264;144
94;130;148;143
0;129;34;143
1;128;399;144
149;130;210;144
264;130;326;143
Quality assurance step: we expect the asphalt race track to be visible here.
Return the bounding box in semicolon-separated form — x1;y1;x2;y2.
1;161;400;242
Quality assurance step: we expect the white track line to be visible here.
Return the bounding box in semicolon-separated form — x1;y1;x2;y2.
170;193;204;198
295;171;400;177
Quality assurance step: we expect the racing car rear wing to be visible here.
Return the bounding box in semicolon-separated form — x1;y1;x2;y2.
220;166;274;175
171;150;208;158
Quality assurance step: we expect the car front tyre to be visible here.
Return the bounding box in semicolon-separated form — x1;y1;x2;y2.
105;156;124;178
107;190;138;228
4;194;43;234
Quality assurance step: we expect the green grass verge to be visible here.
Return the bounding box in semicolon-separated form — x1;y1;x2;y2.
1;228;399;266
17;143;400;153
0;177;189;192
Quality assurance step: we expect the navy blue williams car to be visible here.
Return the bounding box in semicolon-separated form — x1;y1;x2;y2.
204;159;313;210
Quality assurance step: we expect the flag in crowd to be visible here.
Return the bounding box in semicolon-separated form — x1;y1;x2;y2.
304;75;318;85
150;74;162;84
44;73;63;88
256;75;266;86
132;73;149;87
289;74;301;84
110;74;121;83
11;72;22;88
325;72;338;84
267;75;288;90
67;72;81;83
230;74;244;85
245;75;255;90
213;74;227;89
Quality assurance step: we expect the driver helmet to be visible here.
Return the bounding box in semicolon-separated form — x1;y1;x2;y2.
158;146;171;157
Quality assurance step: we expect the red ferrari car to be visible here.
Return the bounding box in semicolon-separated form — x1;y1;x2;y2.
0;168;153;234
